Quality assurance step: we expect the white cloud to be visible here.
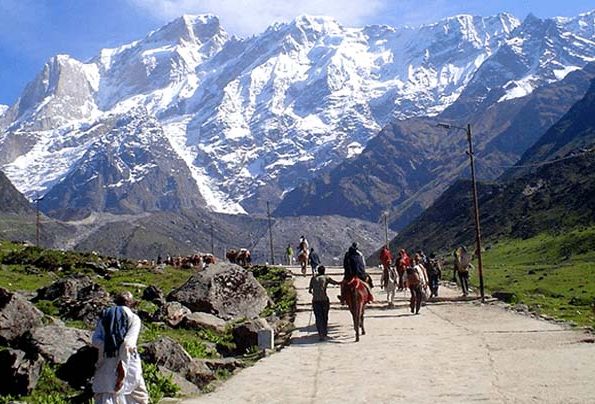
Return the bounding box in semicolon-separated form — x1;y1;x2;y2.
127;0;387;35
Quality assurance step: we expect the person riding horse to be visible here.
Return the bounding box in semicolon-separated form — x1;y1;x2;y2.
339;242;373;304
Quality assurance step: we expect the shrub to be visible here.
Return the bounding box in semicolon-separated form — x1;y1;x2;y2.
143;363;180;403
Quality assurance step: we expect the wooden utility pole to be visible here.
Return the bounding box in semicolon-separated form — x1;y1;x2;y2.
384;212;389;247
210;223;214;255
437;122;485;302
36;198;41;248
466;124;485;302
267;201;275;265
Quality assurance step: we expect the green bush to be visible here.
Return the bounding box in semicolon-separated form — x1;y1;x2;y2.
143;363;180;403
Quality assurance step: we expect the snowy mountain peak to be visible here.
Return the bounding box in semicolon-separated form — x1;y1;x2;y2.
146;14;226;45
2;10;595;217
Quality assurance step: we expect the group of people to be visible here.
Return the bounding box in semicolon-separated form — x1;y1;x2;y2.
379;246;443;299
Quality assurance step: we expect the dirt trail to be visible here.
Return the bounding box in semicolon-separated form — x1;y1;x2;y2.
182;267;595;403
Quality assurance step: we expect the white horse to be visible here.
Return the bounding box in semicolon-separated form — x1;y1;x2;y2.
386;266;397;307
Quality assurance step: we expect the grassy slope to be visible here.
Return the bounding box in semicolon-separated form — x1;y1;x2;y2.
0;241;295;402
473;227;595;327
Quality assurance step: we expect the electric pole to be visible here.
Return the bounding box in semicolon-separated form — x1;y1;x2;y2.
437;122;485;302
267;201;275;265
384;211;389;247
210;223;214;255
36;198;41;248
466;124;485;302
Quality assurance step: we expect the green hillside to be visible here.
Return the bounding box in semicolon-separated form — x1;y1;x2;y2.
477;227;595;327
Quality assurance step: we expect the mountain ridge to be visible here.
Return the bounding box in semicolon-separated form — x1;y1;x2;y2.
1;10;594;219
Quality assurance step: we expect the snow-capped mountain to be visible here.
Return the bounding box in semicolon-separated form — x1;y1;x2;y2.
0;11;594;218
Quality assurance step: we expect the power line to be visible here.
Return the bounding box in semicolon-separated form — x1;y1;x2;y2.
476;146;595;169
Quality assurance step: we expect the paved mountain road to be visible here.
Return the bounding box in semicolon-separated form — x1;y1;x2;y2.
182;267;595;403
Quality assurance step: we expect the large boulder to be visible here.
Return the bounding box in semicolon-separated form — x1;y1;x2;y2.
141;337;192;373
142;285;165;305
0;349;44;395
35;275;93;301
158;302;191;327
167;263;269;320
182;312;227;333
0;287;44;344
158;366;200;396
232;318;271;354
59;284;112;325
27;324;92;365
35;276;112;325
141;337;215;389
184;359;215;388
57;345;98;388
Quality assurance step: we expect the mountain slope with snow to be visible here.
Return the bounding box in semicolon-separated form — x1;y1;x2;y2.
0;11;594;219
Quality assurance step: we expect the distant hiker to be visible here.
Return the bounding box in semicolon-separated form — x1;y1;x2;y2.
427;253;442;298
404;254;429;314
455;246;474;296
92;291;149;404
339;242;373;304
156;254;162;265
299;235;309;253
379;245;393;289
308;247;321;274
286;244;294;265
308;265;340;341
395;249;412;290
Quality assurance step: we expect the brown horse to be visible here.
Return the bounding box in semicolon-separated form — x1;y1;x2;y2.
297;249;308;275
343;277;372;342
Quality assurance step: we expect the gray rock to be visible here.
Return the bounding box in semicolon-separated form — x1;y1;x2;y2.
160;302;191;327
0;288;44;344
182;312;227;333
184;359;215;388
27;324;92;365
141;337;192;373
198;357;243;373
0;349;44;395
158;366;200;396
59;283;112;325
57;345;98;389
142;285;165;305
492;291;516;303
35;275;93;301
232;318;271;354
167;263;269;320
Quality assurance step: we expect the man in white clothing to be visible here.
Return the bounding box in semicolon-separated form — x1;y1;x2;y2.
92;291;149;404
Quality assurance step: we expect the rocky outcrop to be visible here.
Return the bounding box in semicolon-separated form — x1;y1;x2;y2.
142;285;165;305
182;312;227;333
159;302;191;327
36;277;112;325
57;345;98;389
0;287;44;344
167;263;269;320
59;283;112;325
141;337;216;388
0;349;44;395
26;324;92;365
35;275;93;301
232;318;271;354
141;337;192;373
184;359;216;387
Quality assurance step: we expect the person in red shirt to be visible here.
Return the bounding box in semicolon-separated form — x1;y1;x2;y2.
379;245;393;289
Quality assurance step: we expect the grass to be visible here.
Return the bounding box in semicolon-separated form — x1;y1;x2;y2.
0;243;299;402
472;226;595;327
250;265;297;318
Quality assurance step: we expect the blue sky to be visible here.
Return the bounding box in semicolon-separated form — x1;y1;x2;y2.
1;0;593;105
